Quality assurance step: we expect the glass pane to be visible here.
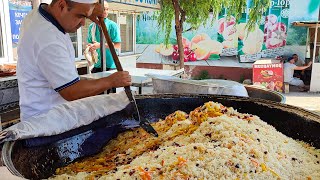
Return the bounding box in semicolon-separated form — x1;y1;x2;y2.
108;13;117;23
0;14;4;58
82;18;92;54
69;32;78;57
120;13;133;53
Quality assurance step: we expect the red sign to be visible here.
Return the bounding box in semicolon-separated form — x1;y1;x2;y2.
253;62;284;92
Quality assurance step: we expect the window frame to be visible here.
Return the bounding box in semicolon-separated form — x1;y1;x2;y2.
74;28;83;61
118;12;135;56
77;11;137;59
0;0;14;63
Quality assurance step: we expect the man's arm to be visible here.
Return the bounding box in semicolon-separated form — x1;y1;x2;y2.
294;61;312;70
89;41;121;52
108;42;121;49
59;71;131;101
37;44;131;102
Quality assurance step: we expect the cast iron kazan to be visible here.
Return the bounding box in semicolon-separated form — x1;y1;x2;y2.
2;93;319;179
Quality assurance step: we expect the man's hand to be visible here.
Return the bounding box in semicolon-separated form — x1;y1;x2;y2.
88;3;104;25
106;71;132;88
88;42;100;52
308;61;313;66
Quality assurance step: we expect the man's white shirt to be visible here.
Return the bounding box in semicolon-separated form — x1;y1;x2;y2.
283;62;296;83
17;5;79;121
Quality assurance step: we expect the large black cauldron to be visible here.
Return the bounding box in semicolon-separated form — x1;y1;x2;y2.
2;94;319;179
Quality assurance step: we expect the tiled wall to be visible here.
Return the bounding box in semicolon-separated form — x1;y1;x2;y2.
0;78;19;112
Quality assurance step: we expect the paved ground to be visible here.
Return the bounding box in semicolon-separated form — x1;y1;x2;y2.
284;91;320;114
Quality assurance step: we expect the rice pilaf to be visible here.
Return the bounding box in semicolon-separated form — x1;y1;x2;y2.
52;102;320;180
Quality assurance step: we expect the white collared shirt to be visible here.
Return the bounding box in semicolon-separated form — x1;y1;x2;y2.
283;62;296;83
17;5;79;121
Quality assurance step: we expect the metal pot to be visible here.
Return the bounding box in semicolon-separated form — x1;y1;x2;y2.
2;94;318;179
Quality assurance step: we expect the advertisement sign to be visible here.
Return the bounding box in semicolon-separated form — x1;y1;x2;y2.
9;0;32;45
136;12;225;64
253;60;284;92
217;9;238;56
238;0;290;63
135;0;318;65
108;0;160;9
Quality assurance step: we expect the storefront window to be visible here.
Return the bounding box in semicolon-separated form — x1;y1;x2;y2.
82;19;90;55
0;0;12;62
0;17;4;58
108;13;117;23
69;28;83;60
70;32;78;57
120;13;133;54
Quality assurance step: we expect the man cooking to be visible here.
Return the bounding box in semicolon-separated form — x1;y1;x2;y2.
17;0;131;121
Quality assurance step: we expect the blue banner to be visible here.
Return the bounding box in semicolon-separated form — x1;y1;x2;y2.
9;2;32;44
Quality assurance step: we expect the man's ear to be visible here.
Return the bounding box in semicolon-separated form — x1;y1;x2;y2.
57;0;68;12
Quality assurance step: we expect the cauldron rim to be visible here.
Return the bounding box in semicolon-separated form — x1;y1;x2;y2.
2;94;319;179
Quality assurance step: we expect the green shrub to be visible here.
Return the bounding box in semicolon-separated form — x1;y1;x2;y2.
193;70;211;80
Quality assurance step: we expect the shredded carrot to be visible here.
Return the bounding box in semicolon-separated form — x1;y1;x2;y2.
250;158;259;167
177;156;187;167
161;160;165;166
138;166;152;180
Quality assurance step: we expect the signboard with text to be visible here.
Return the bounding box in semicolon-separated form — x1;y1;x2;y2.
9;0;32;45
108;0;160;9
253;60;284;92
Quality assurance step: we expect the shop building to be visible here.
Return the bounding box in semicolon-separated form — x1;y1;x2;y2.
0;0;159;64
0;0;160;126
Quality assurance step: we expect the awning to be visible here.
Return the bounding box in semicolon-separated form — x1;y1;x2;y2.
292;21;320;28
107;0;160;13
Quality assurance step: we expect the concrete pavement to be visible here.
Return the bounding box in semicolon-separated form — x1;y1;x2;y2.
284;92;320;114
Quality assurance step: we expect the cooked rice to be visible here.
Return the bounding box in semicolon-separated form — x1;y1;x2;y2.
51;102;320;180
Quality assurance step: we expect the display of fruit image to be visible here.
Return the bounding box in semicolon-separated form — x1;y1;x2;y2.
155;43;173;56
218;16;237;48
191;33;211;44
191;39;223;60
264;14;287;49
236;23;248;40
239;24;264;55
168;43;198;62
154;33;224;62
182;37;191;48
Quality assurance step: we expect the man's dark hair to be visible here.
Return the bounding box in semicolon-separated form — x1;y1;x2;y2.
287;56;296;63
51;0;59;5
292;54;298;56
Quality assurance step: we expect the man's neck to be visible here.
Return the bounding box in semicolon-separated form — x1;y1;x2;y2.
39;3;66;34
45;4;62;27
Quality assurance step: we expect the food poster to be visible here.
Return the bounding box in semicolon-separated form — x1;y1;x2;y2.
217;9;238;56
136;12;225;64
238;0;290;63
136;0;317;65
252;62;284;92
